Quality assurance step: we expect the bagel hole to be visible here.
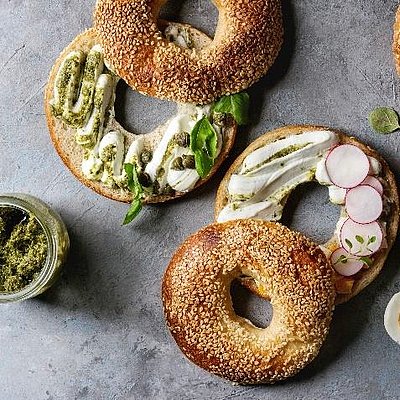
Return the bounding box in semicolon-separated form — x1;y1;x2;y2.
114;80;176;135
159;0;218;39
230;279;273;329
281;182;340;244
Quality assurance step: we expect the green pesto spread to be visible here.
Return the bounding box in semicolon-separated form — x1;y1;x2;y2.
0;207;48;293
245;143;311;174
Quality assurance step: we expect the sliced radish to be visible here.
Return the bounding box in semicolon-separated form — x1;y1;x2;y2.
325;144;369;188
340;218;383;256
361;176;383;195
345;185;383;224
330;247;365;276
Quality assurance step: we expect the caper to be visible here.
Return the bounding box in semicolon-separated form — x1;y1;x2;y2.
174;131;190;147
141;150;153;165
138;172;151;187
182;154;195;169
163;184;175;195
152;180;160;194
171;157;185;170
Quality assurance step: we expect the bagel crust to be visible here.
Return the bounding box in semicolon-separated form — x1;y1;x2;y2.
162;219;335;384
393;6;400;75
94;0;283;104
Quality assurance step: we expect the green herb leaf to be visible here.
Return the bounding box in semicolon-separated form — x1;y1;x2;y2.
122;163;144;225
123;199;142;225
190;116;218;178
359;256;373;267
355;235;364;244
337;254;348;264
368;107;400;134
213;92;250;125
345;238;353;249
367;235;377;245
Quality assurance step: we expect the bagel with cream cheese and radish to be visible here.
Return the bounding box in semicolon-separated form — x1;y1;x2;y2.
94;0;283;104
45;25;241;223
214;125;399;304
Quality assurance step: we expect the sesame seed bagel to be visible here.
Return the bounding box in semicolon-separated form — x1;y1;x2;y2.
214;125;399;304
162;219;336;384
45;26;237;204
94;0;283;104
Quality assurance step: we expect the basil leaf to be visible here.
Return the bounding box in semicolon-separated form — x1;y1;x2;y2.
122;199;142;225
369;107;400;134
213;92;250;125
190;116;218;178
122;163;144;225
124;163;143;197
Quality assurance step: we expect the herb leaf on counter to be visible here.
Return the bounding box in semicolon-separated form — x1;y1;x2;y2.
213;92;249;125
190;116;218;178
123;163;144;225
369;107;400;134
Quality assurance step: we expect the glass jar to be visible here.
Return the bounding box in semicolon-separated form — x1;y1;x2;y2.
0;193;70;303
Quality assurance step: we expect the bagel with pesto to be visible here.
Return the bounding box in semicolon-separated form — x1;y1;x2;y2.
45;25;241;224
214;125;399;303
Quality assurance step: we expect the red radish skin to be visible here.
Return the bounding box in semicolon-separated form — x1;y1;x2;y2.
331;247;365;276
325;144;369;189
361;176;383;195
345;185;383;224
340;218;383;256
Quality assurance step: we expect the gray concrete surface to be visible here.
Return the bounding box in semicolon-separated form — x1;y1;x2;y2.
1;0;400;399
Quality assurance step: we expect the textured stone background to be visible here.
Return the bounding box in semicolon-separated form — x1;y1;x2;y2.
1;0;400;399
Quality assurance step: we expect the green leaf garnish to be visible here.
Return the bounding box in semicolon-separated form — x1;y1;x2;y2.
355;235;364;244
360;256;373;267
369;107;400;134
122;163;144;225
367;235;376;245
123;199;142;225
337;254;348;264
345;238;353;249
213;92;250;125
190;116;218;178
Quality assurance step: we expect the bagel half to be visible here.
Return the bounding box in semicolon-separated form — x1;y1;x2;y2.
45;25;237;204
94;0;283;104
214;125;399;304
163;219;335;384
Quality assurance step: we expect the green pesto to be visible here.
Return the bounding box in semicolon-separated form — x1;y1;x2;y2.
101;145;116;163
245;143;311;174
62;50;103;128
0;207;48;293
52;53;83;117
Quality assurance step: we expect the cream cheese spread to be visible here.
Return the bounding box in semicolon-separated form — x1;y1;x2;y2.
217;130;338;222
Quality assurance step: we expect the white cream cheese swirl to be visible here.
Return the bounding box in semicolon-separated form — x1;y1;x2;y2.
217;130;338;222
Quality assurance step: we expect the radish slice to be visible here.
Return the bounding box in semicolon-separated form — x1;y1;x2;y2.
331;247;365;276
325;144;369;188
340;218;383;256
345;185;383;224
361;176;383;195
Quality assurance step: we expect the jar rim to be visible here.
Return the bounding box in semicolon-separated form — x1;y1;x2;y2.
0;195;57;302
